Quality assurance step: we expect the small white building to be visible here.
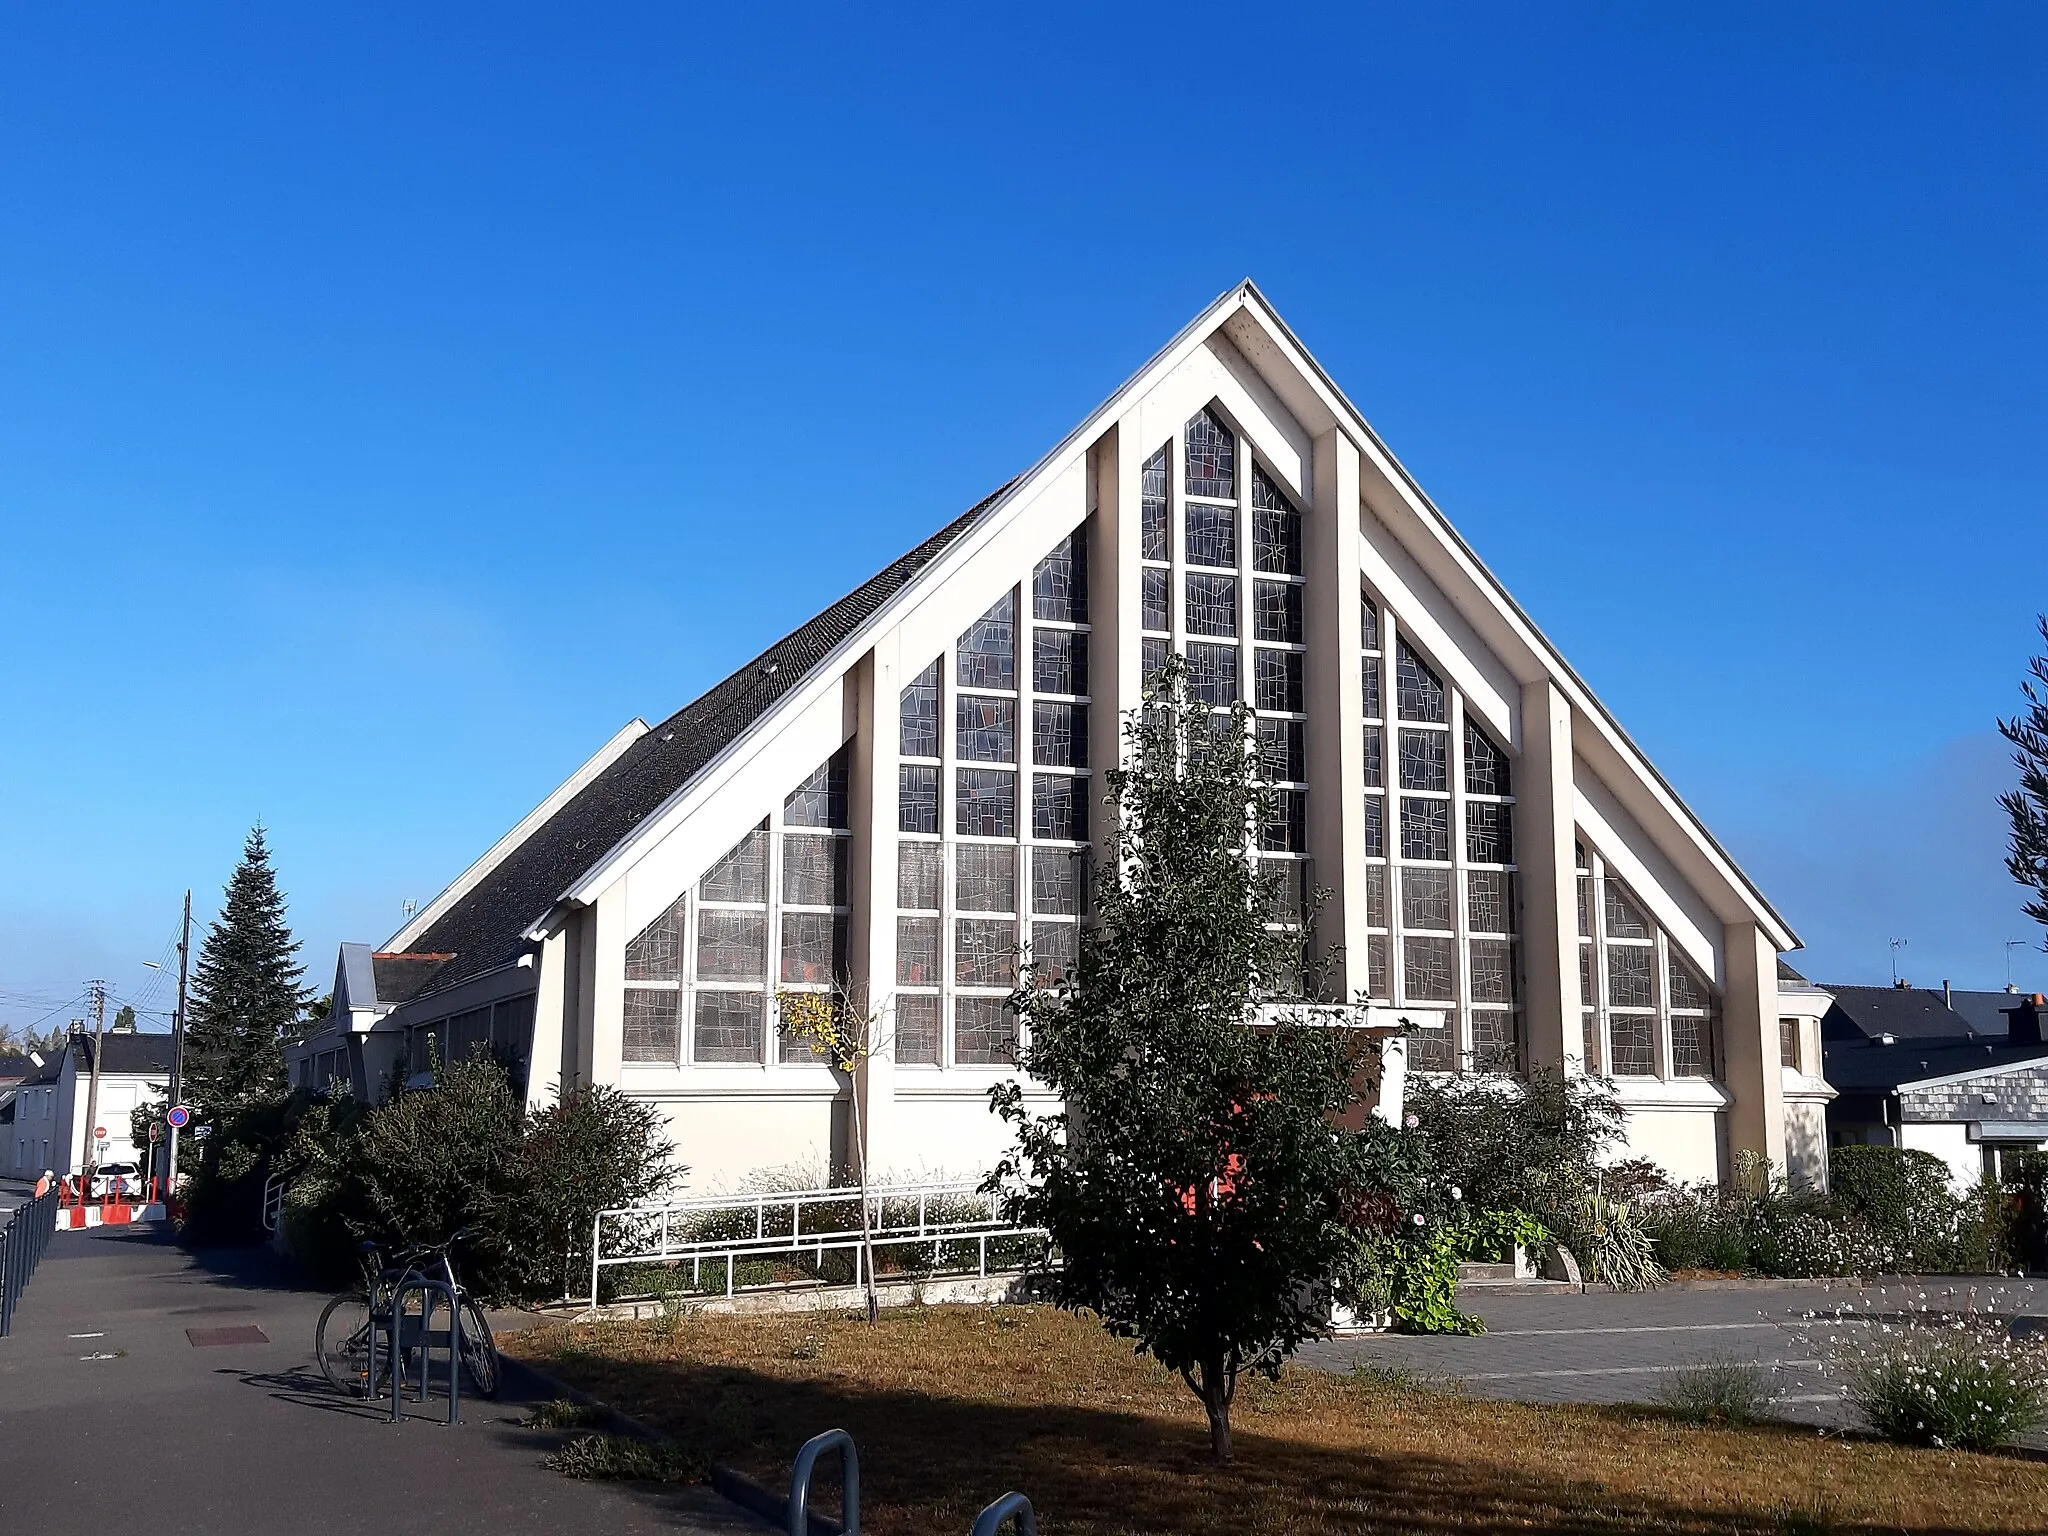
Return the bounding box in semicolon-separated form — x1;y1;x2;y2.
0;1033;173;1180
293;281;1829;1193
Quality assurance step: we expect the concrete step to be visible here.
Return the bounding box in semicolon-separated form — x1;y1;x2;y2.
1456;1261;1517;1283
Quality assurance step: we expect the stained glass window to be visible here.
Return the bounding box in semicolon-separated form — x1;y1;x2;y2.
1396;640;1447;723
955;769;1016;837
1465;722;1509;796
900;662;941;758
1140;448;1169;561
1360;593;1380;651
899;765;939;834
897;917;940;986
1256;717;1304;783
626;898;682;982
1251;467;1301;575
1466;801;1513;865
780;912;845;986
1401;867;1453;930
694;992;763;1063
1185;407;1235;499
1031;847;1085;915
895;995;940;1065
955;920;1015;987
956;695;1016;762
1029;921;1078;985
1253;581;1302;643
955;843;1017;913
1185;573;1237;636
1032;774;1086;841
1186;643;1239;706
1398;729;1449;792
1399;797;1450;862
1361;656;1381;720
1032;629;1086;696
1254;648;1302;713
1141;568;1170;632
1362;724;1383;787
623;989;679;1063
954;997;1017;1065
1403;936;1456;1003
1184;503;1237;569
1033;702;1085;768
957;592;1016;690
697;908;766;980
781;835;847;906
897;843;942;910
701;827;769;903
1032;533;1087;623
784;751;849;828
1260;788;1305;853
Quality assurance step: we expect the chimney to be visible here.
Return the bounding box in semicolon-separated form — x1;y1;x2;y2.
1943;979;1953;1009
1894;978;1912;990
2004;994;2047;1048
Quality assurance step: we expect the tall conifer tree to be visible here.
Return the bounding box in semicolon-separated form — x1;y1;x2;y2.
185;825;310;1114
2001;617;2048;944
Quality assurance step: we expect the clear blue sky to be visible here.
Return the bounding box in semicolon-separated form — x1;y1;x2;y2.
3;4;2044;1034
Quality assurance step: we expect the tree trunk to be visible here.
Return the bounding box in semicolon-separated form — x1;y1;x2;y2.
1201;1361;1234;1462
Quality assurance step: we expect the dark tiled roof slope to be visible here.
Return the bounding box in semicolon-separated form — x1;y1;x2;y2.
1819;985;2048;1092
406;486;1011;995
0;1052;37;1081
71;1033;177;1074
371;953;453;1006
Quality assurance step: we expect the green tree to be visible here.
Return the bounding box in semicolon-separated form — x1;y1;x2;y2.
184;826;310;1118
992;660;1369;1462
111;1004;137;1032
2000;616;2048;941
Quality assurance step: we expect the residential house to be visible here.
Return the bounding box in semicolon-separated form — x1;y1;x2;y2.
1;1033;175;1181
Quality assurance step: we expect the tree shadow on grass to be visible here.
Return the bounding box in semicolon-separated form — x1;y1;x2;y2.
524;1350;1968;1536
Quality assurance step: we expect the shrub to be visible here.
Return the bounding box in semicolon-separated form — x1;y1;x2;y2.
1541;1187;1664;1290
524;1084;680;1300
1829;1311;2048;1451
1403;1068;1625;1215
1654;1356;1778;1426
547;1433;707;1482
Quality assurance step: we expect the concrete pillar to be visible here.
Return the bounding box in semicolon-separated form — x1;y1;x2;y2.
847;643;900;1177
1517;679;1578;1072
1307;428;1369;1001
1092;415;1144;844
527;926;570;1106
566;903;597;1090
589;883;626;1088
1722;921;1788;1173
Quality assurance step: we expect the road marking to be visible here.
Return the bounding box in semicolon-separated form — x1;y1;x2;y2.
67;1332;105;1339
1457;1360;1822;1381
1485;1322;1780;1336
80;1352;121;1362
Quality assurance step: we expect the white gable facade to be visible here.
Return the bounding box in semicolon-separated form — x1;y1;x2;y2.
338;283;1814;1194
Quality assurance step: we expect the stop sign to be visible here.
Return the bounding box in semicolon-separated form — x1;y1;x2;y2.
94;1126;107;1140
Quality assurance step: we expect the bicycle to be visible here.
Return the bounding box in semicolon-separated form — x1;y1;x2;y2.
315;1229;500;1401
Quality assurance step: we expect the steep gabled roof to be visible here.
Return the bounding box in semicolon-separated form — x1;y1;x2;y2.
70;1033;176;1075
1819;985;2048;1092
390;487;1008;994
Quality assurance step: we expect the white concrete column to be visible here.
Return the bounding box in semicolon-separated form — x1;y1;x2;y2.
1091;415;1145;848
526;925;571;1106
566;903;598;1089
1723;921;1788;1172
848;642;900;1178
589;881;626;1088
1306;428;1368;1000
1518;679;1578;1072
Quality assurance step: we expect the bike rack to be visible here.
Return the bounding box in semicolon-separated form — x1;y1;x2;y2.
377;1276;462;1426
787;1428;859;1536
970;1493;1036;1536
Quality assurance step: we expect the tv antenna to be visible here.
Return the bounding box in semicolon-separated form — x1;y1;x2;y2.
1888;937;1908;986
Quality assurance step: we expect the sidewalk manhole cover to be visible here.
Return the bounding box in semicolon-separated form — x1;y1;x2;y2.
186;1325;269;1347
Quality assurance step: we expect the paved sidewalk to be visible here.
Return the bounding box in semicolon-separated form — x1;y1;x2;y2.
0;1225;760;1536
1299;1276;2048;1433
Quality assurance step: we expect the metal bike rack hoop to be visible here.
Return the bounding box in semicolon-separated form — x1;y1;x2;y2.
970;1492;1036;1536
382;1276;461;1426
787;1427;859;1536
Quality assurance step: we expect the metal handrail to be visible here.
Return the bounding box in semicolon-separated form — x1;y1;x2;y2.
788;1428;858;1536
0;1190;60;1338
971;1493;1037;1536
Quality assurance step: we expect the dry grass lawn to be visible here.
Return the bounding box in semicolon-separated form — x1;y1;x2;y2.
508;1304;2048;1535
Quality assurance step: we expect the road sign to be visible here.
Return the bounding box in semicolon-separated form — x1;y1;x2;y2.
192;1124;211;1140
94;1126;107;1140
166;1105;191;1129
149;1124;161;1142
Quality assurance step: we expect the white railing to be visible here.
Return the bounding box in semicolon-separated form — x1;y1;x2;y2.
586;1179;1048;1312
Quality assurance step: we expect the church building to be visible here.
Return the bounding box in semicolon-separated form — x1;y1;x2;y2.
288;282;1829;1192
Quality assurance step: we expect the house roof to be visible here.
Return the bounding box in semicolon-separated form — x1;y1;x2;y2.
70;1032;176;1075
0;1052;37;1082
388;487;1008;995
370;952;454;1006
1819;985;2048;1092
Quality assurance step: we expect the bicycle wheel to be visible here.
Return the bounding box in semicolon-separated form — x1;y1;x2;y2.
316;1292;379;1398
458;1297;499;1399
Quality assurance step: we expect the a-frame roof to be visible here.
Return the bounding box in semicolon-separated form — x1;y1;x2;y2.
385;282;1796;996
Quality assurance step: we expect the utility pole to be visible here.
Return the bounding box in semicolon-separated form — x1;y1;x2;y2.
167;890;192;1192
80;979;107;1182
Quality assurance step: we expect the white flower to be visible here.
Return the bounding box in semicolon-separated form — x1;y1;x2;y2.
1404;1114;1419;1130
1450;1186;1463;1201
1413;1213;1426;1226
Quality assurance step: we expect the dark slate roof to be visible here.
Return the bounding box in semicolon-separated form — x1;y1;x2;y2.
70;1032;176;1075
371;953;453;1006
1820;985;2048;1092
0;1052;36;1082
405;485;1012;994
1777;958;1808;983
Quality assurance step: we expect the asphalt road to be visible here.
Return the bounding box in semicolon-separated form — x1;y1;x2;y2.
0;1225;762;1536
1299;1276;2048;1437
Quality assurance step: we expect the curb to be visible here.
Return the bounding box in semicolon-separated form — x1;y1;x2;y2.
495;1351;672;1446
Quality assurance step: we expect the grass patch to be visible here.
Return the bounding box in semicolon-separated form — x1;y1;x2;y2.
506;1304;2048;1535
1653;1357;1779;1427
547;1432;708;1483
523;1398;603;1430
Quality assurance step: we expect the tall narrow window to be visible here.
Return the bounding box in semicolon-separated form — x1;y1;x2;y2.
1578;842;1722;1083
1367;588;1519;1073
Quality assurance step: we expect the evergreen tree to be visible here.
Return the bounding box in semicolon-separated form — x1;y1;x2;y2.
2000;616;2048;942
993;660;1369;1462
112;1004;137;1032
185;826;310;1115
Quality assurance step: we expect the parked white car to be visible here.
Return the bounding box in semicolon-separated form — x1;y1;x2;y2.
90;1162;143;1199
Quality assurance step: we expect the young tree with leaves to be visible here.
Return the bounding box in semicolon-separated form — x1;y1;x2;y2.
991;659;1370;1462
184;825;311;1117
2001;616;2048;943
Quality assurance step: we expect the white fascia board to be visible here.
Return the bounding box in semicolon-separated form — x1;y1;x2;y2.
1224;284;1799;952
556;289;1267;910
1897;1054;2048;1092
383;717;650;951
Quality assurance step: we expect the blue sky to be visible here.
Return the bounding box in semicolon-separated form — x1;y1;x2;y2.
3;4;2044;1032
